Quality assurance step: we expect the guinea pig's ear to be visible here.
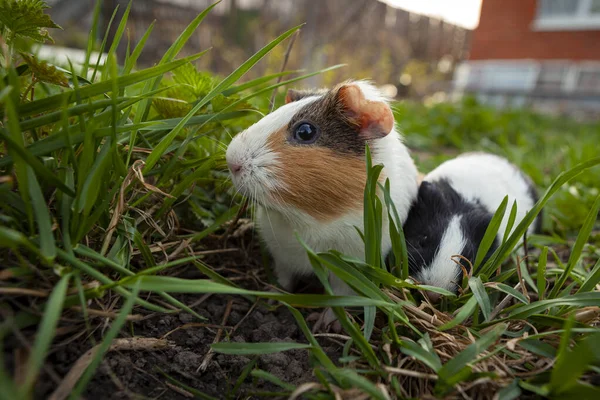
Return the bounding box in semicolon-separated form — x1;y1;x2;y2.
285;89;302;104
285;89;318;104
336;84;394;140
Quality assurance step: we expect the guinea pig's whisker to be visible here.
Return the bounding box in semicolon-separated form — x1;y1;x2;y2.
406;240;427;267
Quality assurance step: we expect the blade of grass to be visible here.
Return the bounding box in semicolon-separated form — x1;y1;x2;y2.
250;369;295;391
380;179;409;279
284;305;337;371
19;273;72;396
101;1;132;77
479;157;600;278
537;246;548;300
143;24;303;173
128;1;220;159
549;194;600;298
74;246;206;320
577;258;600;294
123;21;155;75
3;71;32;230
211;342;312;355
83;0;102;74
222;70;300;96
399;338;442;372
155;367;218;400
329;369;388;400
89;3;119;82
508;292;600;320
56;248;172;313
18;52;208;117
474;196;508;271
69;280;141;399
468;276;492;322
0;129;75;196
437;323;506;387
26;166;57;262
438;296;478;331
490;283;529;304
501;200;518;244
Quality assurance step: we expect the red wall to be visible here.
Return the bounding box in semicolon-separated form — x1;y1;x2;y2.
469;0;600;61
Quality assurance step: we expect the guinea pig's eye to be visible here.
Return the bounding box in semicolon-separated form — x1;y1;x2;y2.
418;235;429;246
293;122;319;143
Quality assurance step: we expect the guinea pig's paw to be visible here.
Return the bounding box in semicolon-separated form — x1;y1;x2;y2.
308;308;342;333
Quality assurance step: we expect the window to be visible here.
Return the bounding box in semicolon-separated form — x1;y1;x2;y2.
535;0;600;30
535;64;569;92
577;69;600;93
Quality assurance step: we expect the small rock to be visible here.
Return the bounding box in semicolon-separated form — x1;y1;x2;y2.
179;312;194;323
173;351;202;372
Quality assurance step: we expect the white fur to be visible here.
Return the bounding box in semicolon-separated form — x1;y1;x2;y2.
415;215;466;292
226;81;419;301
419;152;538;289
226;95;320;205
425;152;537;238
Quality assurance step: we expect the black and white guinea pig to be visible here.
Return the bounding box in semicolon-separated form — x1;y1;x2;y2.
226;80;419;319
402;152;542;297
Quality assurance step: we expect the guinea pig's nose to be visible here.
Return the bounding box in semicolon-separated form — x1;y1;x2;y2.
228;162;243;174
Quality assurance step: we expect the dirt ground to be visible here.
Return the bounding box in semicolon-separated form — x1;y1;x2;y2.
7;223;343;400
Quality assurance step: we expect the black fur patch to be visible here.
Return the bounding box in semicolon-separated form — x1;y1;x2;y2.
402;179;498;287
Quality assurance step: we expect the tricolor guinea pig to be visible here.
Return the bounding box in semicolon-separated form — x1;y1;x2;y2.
225;80;419;324
402;152;542;298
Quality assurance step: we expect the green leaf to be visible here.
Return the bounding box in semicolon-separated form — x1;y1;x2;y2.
143;24;303;173
155;367;218;400
73;138;113;215
20;273;71;396
508;292;600;320
578;258;600;294
0;0;62;44
0;226;37;252
438;296;478;331
222;70;300;96
468;276;492;322
20;53;68;86
497;379;522;400
211;342;311;355
381;179;409;279
550;330;600;394
474;195;507;271
502;200;518;244
250;369;295;391
0;128;75;196
69;280;141;399
437;323;506;386
537;246;548;300
400;338;442;372
26;166;56;261
330;369;388;400
550;194;600;298
479;156;600;278
491;283;529;304
18;52;208;117
123;276;402;309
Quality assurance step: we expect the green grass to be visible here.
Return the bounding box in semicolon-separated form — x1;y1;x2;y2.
1;1;600;399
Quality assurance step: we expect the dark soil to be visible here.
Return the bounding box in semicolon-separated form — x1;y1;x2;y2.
7;221;344;400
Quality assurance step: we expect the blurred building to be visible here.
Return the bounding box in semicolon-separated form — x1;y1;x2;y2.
454;0;600;118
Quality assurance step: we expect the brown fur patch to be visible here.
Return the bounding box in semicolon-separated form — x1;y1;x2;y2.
267;128;367;221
